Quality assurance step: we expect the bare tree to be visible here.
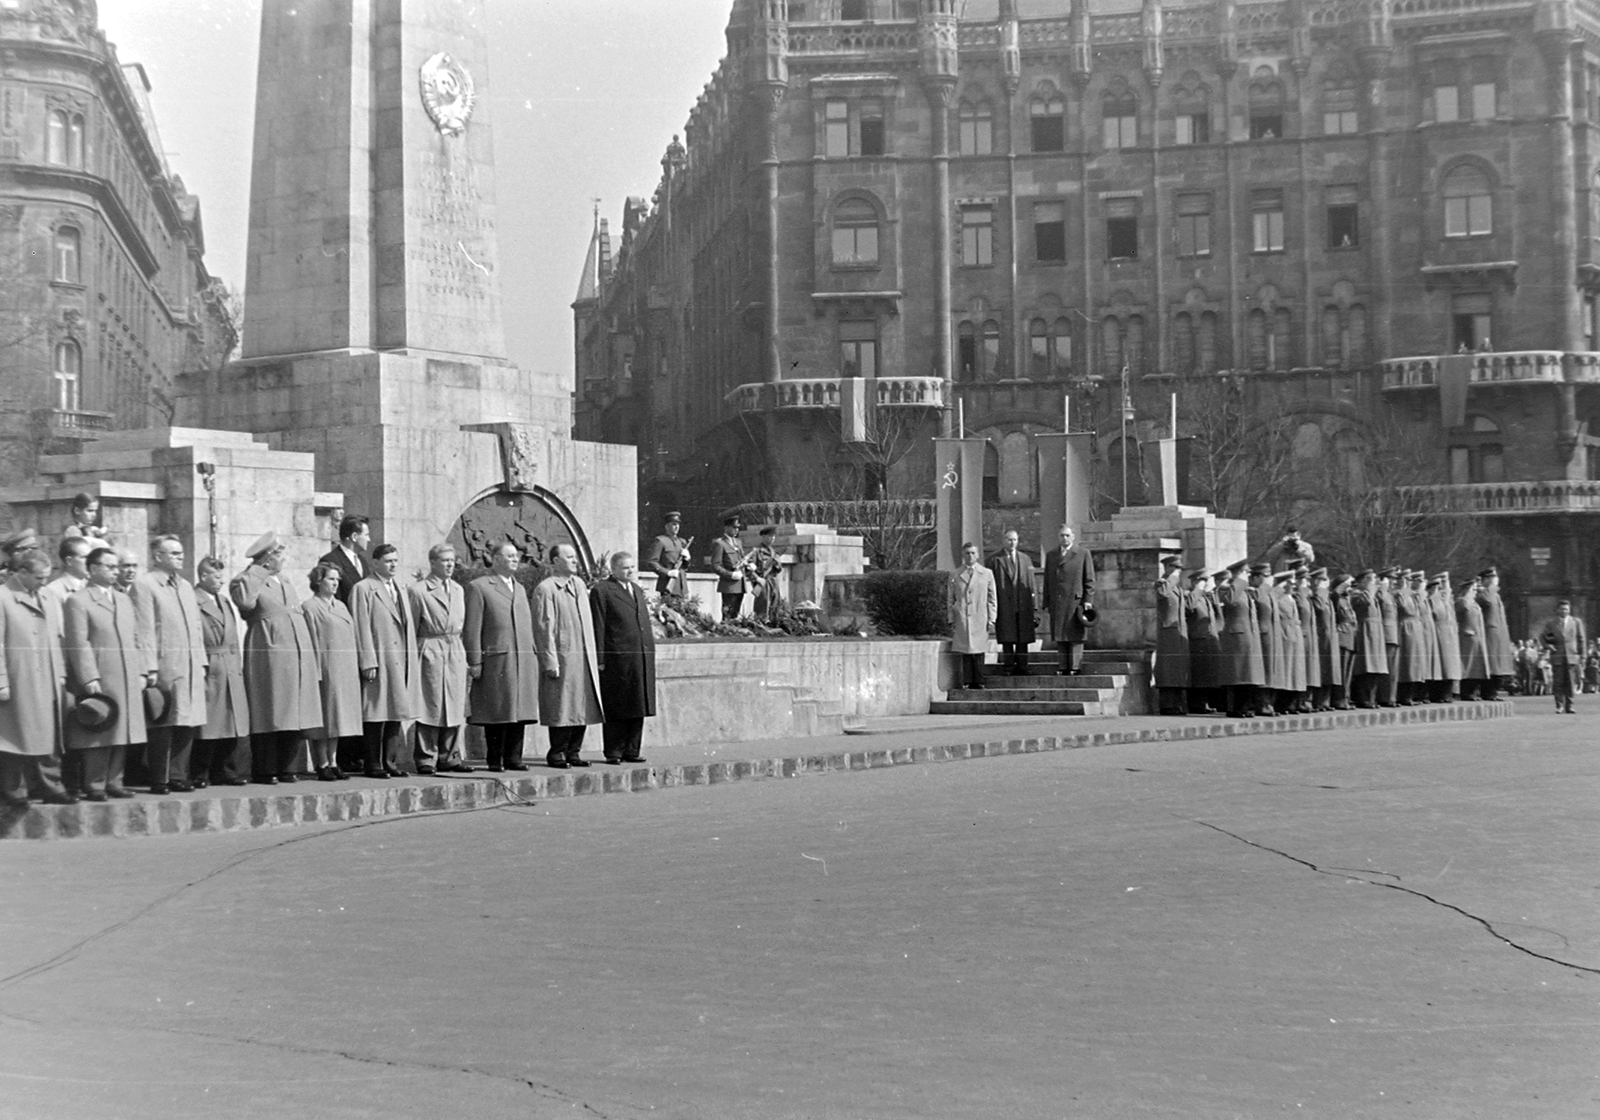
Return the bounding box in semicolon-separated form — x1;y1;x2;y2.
1175;374;1300;526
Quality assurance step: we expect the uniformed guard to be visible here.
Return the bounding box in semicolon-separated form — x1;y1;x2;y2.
644;511;692;596
1153;555;1189;714
1185;570;1223;715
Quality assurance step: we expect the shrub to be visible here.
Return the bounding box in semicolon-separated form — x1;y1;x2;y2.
860;570;951;638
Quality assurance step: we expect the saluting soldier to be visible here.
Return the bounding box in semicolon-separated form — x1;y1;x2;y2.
1330;572;1357;710
1185;570;1224;715
644;511;692;596
1249;565;1282;717
1271;568;1306;714
1411;570;1442;702
1456;574;1490;700
1349;569;1389;708
1153;555;1190;715
1430;573;1462;703
1293;566;1321;713
1475;566;1514;700
1395;569;1428;706
1217;559;1265;718
1375;567;1401;706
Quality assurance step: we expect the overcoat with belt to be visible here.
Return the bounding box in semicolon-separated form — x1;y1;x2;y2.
1476;585;1515;676
1185;587;1224;689
590;577;657;719
533;574;604;727
946;564;997;655
196;588;250;741
0;577;63;756
1455;590;1490;680
301;595;363;739
1153;579;1190;688
230;565;322;735
350;577;421;723
1430;587;1463;682
1417;588;1442;681
1395;587;1429;683
407;575;467;728
1217;575;1265;687
987;550;1037;646
1350;589;1389;675
63;585;151;750
130;571;207;729
1253;585;1287;690
1272;585;1306;692
1311;586;1339;685
1295;585;1321;690
1042;545;1094;643
463;574;539;725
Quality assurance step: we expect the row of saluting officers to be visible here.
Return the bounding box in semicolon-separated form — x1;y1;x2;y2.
1153;559;1517;718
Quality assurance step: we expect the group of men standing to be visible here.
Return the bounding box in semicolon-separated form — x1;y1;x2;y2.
1154;558;1524;718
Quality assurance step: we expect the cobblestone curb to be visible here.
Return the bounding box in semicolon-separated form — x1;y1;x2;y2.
0;701;1514;841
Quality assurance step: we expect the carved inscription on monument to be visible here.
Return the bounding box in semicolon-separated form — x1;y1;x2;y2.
410;151;496;306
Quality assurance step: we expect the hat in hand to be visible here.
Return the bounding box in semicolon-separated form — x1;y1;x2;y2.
143;683;169;725
71;692;119;733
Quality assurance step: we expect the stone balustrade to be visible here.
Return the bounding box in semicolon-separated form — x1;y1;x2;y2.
1380;351;1600;389
732;498;936;532
727;376;944;413
788;20;919;54
39;407;114;442
1397;480;1600;515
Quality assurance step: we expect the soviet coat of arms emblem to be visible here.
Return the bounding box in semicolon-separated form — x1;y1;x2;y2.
419;52;475;136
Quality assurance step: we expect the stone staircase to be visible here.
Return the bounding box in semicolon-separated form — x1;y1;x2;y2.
930;649;1153;717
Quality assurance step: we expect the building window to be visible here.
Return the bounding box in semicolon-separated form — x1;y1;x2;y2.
959;101;993;155
53;340;80;411
1173;312;1196;374
982;319;1002;377
825;99;849;157
1327;189;1359;249
1248;79;1284;139
839;319;877;378
1443;166;1492;237
1175;111;1209;145
1030;95;1065;152
831;197;879;266
1175;193;1211;258
1434;76;1460;123
1451;294;1492;351
957;320;977;381
1251;190;1284;253
1052;316;1073;376
840;0;867;19
1450;416;1505;483
1107;216;1138;260
1034;202;1066;263
1323;74;1359;134
859;99;885;156
53;227;81;283
1471;81;1496;119
1102;88;1137;149
982;441;1001;503
961;204;994;267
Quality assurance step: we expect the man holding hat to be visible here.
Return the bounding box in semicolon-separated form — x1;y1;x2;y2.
1475;567;1514;700
645;512;692;596
1043;524;1095;675
130;535;208;794
232;532;322;783
63;547;152;800
1153;555;1190;714
710;516;749;621
1538;600;1586;713
0;552;75;806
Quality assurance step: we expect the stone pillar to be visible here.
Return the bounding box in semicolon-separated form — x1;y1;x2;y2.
922;0;959;436
1539;6;1583;354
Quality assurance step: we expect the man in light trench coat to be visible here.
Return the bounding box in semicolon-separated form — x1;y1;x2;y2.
947;542;997;691
463;542;539;771
533;544;604;769
408;543;470;774
130;535;207;793
351;543;420;778
0;552;75;805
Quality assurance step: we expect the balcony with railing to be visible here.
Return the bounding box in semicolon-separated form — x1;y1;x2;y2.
1380;351;1600;390
727;376;945;414
38;407;114;442
732;499;936;532
1397;480;1600;515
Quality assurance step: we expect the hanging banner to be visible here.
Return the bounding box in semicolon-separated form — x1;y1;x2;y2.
840;376;870;443
1141;436;1194;506
1036;432;1095;534
933;437;987;571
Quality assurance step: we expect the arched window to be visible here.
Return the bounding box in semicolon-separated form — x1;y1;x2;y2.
1029;318;1050;378
1102;316;1125;375
53;340;81;411
1272;308;1292;370
1443;166;1492;237
982;319;1002;378
957;320;977;381
840;0;867;20
959;100;993;156
831;197;879;265
1052;316;1073;376
1323;72;1359;135
1173;311;1195;375
1000;431;1034;503
1347;305;1368;368
1102;86;1137;149
1174;75;1210;145
1198;311;1218;372
1246;309;1269;372
53;227;80;284
67;113;84;167
982;440;1001;503
1322;306;1343;370
1030;94;1065;152
1126;314;1146;375
1249;78;1284;139
46;109;67;164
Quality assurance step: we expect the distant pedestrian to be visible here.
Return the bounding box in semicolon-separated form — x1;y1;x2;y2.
1538;600;1586;714
590;551;656;765
533;543;604;769
947;542;996;690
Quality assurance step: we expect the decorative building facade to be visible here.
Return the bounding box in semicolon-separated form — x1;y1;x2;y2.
0;0;234;492
575;0;1600;632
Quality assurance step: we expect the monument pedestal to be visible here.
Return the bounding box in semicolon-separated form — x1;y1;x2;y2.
743;522;865;608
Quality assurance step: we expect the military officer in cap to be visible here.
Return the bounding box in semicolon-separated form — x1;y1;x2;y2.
1;528;44;572
1349;569;1389;708
1330;573;1357;709
1217;559;1265;717
1429;572;1461;703
231;531;321;783
710;516;749;620
1475;566;1514;699
1375;567;1401;706
1185;570;1223;715
1456;573;1490;700
1153;555;1190;714
644;512;692;596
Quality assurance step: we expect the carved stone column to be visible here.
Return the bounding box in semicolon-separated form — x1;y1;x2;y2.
926;76;957;437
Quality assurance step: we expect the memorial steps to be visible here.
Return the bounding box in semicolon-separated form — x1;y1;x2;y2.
931;650;1152;717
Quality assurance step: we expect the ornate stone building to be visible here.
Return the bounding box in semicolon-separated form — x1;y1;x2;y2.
575;0;1600;632
0;0;234;493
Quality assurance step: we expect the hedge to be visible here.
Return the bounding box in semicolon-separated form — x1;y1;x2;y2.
860;570;951;638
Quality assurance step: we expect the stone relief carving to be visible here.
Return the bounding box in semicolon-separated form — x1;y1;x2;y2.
419;52;476;137
0;0;96;44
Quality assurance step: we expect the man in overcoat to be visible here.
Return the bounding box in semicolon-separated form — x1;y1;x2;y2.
988;530;1037;677
1476;567;1515;700
533;544;605;768
130;535;207;794
319;515;376;608
1153;555;1190;714
947;542;997;690
1042;524;1095;675
1395;570;1429;706
1539;599;1587;714
64;547;153;800
1330;573;1357;709
408;544;469;774
1217;559;1265;717
1349;569;1389;708
590;551;656;764
1375;567;1401;706
710;516;749;621
351;543;420;778
464;542;539;771
1455;574;1490;700
231;532;321;784
192;557;250;786
1429;573;1462;703
644;511;691;595
1250;565;1282;716
1184;570;1223;715
0;553;74;805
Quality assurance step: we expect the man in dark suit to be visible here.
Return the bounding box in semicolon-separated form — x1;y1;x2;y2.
319;515;376;608
644;511;691;595
1042;524;1095;675
591;551;656;764
1539;599;1587;714
710;516;748;620
987;529;1036;676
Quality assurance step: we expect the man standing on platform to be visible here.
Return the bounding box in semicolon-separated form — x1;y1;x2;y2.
644;511;691;596
533;544;604;769
988;529;1036;677
1217;560;1264;718
1349;569;1389;708
40;537;92;637
710;517;749;621
591;552;656;765
1184;570;1223;715
1330;572;1357;710
1476;567;1515;700
232;532;321;785
0;553;75;806
1429;573;1461;703
463;542;538;772
1153;555;1190;715
1043;524;1094;676
1395;569;1428;707
948;542;997;690
1539;599;1586;714
63;547;150;800
192;557;250;787
351;543;420;778
1456;573;1490;700
1376;567;1401;706
408;544;469;774
1250;564;1282;717
130;535;207;794
320;515;375;608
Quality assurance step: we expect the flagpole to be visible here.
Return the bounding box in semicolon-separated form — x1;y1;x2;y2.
1120;364;1129;505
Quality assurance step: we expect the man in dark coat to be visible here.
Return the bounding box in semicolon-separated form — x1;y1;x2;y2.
1250;565;1282;716
1376;567;1401;706
987;530;1037;676
1042;524;1094;675
1217;559;1265;717
1476;567;1515;700
1308;568;1338;712
463;542;540;771
591;552;657;764
1538;599;1587;714
1456;574;1490;700
644;511;692;596
1153;555;1190;714
319;515;377;608
1349;569;1389;708
1184;570;1224;714
1330;572;1357;710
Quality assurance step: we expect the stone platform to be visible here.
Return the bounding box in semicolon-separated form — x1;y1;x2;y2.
1;701;1513;841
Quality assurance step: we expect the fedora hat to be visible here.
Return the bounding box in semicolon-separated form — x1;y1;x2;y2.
143;683;169;725
71;692;119;733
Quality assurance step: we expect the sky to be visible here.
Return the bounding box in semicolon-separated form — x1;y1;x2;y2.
94;0;734;385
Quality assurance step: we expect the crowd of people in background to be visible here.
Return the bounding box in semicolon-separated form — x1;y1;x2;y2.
0;501;659;809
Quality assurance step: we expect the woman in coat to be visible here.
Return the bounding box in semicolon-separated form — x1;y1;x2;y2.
947;543;997;690
302;564;362;780
192;557;251;787
63;547;152;800
231;533;321;783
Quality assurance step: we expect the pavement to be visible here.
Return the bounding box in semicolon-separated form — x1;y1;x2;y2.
0;698;1595;1118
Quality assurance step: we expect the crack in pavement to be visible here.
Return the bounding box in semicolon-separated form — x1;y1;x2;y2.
1184;817;1600;978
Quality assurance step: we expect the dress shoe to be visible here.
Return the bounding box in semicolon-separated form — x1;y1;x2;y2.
567;759;591;767
603;757;622;765
445;762;474;773
317;767;338;782
330;767;347;780
191;778;210;790
83;790;109;802
150;784;170;796
220;778;248;786
364;769;390;779
506;762;529;771
255;775;279;785
485;763;504;773
171;781;194;793
1;795;28;810
416;765;436;775
278;772;298;783
107;787;136;798
968;682;985;691
41;791;78;805
624;757;647;764
546;760;569;770
385;767;409;778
